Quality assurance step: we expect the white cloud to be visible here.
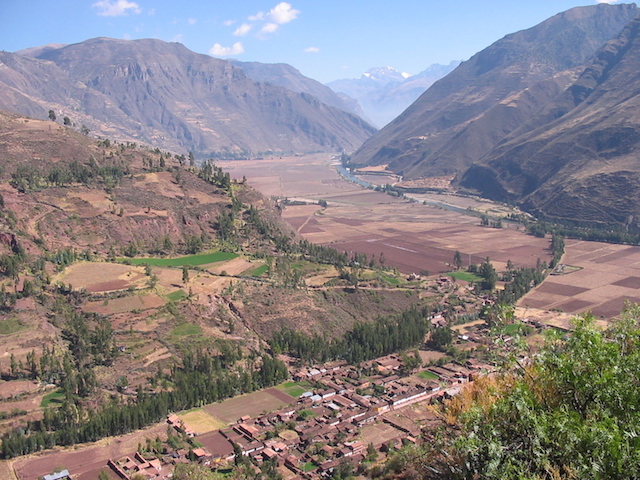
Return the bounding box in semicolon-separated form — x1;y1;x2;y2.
248;12;265;21
304;46;320;53
223;19;236;26
188;18;197;25
209;42;244;56
234;23;252;36
93;0;142;16
260;23;279;35
268;2;299;24
171;34;184;43
245;3;300;39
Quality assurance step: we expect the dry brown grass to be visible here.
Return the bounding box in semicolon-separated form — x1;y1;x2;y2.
54;262;147;293
203;389;294;423
178;409;227;435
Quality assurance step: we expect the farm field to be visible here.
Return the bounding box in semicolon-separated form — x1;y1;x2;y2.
10;422;168;480
218;155;552;275
519;239;640;318
120;251;238;267
178;408;227;435
53;262;148;293
203;388;295;423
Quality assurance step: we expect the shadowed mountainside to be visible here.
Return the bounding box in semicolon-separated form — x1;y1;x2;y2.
350;3;639;179
460;14;640;229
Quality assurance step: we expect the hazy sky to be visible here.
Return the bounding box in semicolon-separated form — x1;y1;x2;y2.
0;0;630;83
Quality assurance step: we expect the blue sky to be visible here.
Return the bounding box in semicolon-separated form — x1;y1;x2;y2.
0;0;629;83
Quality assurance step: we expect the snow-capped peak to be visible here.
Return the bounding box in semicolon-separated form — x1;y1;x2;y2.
362;66;413;84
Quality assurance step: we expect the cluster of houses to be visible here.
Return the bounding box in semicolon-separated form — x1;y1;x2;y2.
147;354;497;479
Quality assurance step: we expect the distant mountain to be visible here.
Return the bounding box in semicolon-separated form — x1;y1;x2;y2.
328;66;412;99
228;60;363;118
350;3;639;177
460;14;640;229
327;63;459;127
1;37;376;157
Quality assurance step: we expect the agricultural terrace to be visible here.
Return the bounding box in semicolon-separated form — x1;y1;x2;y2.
120;251;237;267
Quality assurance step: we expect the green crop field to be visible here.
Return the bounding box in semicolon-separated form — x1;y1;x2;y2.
418;370;439;380
120;251;238;267
166;290;187;302
171;323;203;337
244;264;269;276
0;317;27;335
41;390;65;408
447;271;483;283
276;381;310;398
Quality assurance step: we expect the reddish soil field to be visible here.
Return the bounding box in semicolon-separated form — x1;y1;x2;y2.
535;282;590;297
54;262;147;293
520;239;640;319
219;155;552;275
0;381;40;400
221;155;640;320
203;389;295;423
11;423;167;480
613;277;640;288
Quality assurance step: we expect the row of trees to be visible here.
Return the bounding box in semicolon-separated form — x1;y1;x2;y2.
528;219;640;245
270;305;432;364
10;159;131;192
1;348;288;458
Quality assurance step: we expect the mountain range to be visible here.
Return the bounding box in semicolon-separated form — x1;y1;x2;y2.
0;38;376;158
460;13;640;228
4;4;640;229
350;3;640;228
326;63;459;127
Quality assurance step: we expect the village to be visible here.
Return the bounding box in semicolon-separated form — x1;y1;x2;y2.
95;344;498;480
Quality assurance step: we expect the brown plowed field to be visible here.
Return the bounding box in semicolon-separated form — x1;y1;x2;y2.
11;423;167;480
203;389;295;423
217;155;552;275
520;239;640;318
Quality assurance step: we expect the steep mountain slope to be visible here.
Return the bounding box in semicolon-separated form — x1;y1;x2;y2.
1;38;376;157
460;15;640;229
327;63;458;127
228;59;362;117
350;3;639;177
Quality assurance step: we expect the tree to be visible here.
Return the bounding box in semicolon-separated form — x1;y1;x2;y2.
431;326;453;350
115;375;129;392
182;266;189;284
478;257;497;291
366;442;378;462
48;109;56;121
453;250;462;270
408;306;640;480
63;116;71;126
